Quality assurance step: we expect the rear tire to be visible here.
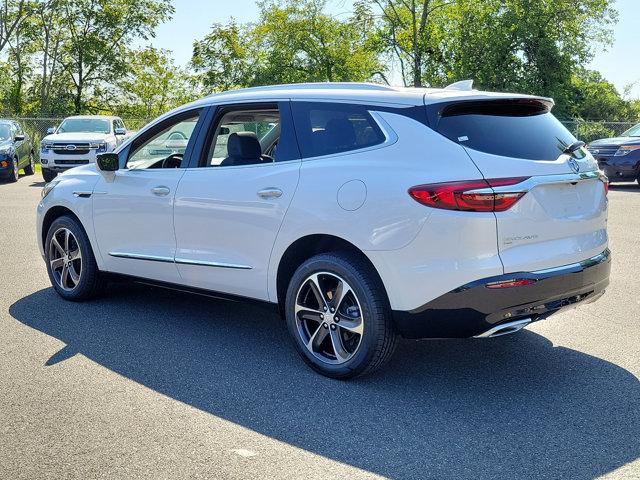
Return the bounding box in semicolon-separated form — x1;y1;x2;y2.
285;252;397;379
42;168;57;182
24;153;35;175
45;215;106;301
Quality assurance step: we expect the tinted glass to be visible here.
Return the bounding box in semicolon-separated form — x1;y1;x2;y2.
623;123;640;137
206;109;280;166
0;123;12;141
127;113;200;169
58;118;110;134
437;102;579;160
292;102;385;158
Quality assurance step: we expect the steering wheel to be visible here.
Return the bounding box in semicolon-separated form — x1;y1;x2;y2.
162;153;183;168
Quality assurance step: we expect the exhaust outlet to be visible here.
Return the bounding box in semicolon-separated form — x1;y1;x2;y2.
474;318;532;338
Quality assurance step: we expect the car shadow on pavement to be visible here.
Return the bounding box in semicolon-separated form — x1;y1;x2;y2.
10;284;640;479
610;184;640;192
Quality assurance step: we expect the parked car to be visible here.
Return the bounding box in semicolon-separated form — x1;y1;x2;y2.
40;115;131;182
0;119;35;182
36;83;611;378
587;123;640;184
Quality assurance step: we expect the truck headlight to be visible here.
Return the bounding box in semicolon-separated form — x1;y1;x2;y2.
40;143;52;153
91;142;108;153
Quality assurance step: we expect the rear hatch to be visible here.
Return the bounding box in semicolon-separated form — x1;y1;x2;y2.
431;98;608;273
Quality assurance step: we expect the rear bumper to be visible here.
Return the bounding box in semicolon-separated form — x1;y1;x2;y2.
393;249;611;339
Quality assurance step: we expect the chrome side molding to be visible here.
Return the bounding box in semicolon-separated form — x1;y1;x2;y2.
109;252;252;270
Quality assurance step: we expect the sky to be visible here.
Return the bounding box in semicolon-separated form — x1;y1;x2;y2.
145;0;640;98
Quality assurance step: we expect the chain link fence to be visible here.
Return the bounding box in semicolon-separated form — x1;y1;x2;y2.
5;117;640;162
560;121;638;143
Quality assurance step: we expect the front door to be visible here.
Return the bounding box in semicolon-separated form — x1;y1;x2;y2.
173;101;301;300
92;109;206;284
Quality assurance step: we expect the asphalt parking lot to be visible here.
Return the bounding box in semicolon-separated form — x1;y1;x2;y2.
0;175;638;480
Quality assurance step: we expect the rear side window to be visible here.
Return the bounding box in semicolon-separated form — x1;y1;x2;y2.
436;100;578;160
291;102;385;158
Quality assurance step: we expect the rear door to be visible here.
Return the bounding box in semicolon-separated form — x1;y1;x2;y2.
173;101;301;301
433;98;608;272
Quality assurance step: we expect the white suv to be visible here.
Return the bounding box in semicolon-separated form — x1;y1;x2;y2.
36;83;611;378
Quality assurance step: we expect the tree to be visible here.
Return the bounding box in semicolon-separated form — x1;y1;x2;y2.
369;0;452;87
114;47;200;119
55;0;173;113
192;0;384;92
0;0;29;54
192;21;255;92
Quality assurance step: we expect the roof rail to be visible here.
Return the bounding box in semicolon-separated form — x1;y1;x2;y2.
444;80;474;91
208;82;397;97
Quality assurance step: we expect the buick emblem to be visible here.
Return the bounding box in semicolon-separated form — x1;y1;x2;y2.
65;144;77;151
568;158;580;173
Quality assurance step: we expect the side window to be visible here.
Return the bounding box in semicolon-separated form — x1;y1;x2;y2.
126;111;201;170
291;102;386;158
112;120;118;132
202;103;299;167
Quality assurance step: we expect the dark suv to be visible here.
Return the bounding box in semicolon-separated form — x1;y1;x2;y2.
0;119;35;183
587;123;640;184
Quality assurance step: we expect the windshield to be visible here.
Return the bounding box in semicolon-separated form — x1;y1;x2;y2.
58;118;110;134
622;123;640;137
0;124;11;141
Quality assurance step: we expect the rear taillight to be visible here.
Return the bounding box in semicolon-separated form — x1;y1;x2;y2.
603;179;609;196
408;177;529;212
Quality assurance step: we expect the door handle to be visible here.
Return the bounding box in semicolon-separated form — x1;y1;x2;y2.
257;188;283;199
151;186;171;196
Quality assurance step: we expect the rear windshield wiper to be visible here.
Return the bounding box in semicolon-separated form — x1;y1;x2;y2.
563;141;585;154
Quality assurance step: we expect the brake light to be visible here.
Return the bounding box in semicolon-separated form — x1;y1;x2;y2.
603;179;609;196
408;177;529;212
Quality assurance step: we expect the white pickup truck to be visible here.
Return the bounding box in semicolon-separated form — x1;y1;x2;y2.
40;115;132;182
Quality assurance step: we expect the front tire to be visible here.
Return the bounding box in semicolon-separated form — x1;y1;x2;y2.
285;252;397;379
42;168;57;182
45;215;105;301
8;157;19;182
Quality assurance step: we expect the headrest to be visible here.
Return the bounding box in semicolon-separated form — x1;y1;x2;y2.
227;131;261;159
325;118;356;148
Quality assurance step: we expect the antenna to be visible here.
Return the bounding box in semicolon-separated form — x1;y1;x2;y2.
444;80;474;91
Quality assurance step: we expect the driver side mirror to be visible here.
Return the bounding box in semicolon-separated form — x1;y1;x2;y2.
47;127;56;134
14;134;25;141
114;127;126;136
97;153;119;172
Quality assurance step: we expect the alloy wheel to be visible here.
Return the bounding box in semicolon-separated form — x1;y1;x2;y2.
49;228;82;291
295;271;364;364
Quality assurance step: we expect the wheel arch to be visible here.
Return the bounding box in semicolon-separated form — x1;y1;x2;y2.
41;205;85;248
275;234;388;315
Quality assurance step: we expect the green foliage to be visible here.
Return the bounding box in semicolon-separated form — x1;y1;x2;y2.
114;47;200;119
191;0;384;91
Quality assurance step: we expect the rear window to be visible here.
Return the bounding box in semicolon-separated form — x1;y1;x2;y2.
291;102;385;158
436;100;579;160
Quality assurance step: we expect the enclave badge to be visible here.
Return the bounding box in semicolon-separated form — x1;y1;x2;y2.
568;158;580;173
